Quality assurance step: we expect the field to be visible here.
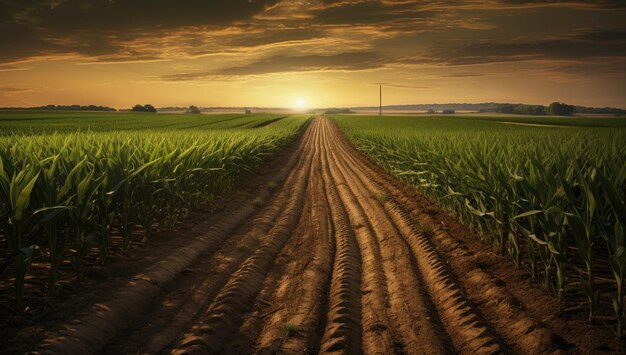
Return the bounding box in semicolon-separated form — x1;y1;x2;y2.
0;112;308;320
335;115;626;318
1;111;625;354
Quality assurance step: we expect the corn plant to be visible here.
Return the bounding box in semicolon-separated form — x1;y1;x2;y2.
0;114;309;307
335;114;626;332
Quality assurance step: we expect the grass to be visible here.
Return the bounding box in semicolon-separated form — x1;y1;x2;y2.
252;196;265;208
281;322;298;338
416;221;435;238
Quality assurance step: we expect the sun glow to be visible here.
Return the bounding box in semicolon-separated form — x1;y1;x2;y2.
295;98;307;110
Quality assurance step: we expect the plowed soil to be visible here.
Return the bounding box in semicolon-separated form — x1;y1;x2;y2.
11;117;623;354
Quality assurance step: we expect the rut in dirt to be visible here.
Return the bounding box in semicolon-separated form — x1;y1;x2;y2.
36;117;560;355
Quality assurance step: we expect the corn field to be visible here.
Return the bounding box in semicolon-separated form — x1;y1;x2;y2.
335;114;626;334
0;113;309;308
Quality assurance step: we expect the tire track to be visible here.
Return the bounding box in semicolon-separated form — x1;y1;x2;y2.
168;119;318;354
318;122;363;354
253;118;336;354
344;140;559;353
327;119;502;354
322;119;454;354
99;119;316;354
228;117;334;354
327;118;556;354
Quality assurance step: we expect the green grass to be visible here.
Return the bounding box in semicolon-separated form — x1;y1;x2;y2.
333;114;626;333
0;111;309;308
281;322;298;338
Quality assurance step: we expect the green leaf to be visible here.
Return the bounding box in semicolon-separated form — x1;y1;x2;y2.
15;173;39;221
514;210;543;219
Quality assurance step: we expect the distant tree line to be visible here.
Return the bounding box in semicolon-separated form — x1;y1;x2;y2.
574;105;626;115
0;104;116;111
478;102;601;116
356;102;625;116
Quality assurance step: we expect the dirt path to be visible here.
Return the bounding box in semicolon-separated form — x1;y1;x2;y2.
29;116;618;354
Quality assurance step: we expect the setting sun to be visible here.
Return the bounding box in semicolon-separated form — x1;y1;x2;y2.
295;98;307;110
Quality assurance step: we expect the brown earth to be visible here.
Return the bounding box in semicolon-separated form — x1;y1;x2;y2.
5;116;624;354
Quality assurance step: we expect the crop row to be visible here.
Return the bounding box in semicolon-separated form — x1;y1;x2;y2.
335;115;626;335
0;112;289;135
0;115;309;308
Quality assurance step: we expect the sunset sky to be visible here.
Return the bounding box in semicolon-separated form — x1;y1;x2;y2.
1;0;625;109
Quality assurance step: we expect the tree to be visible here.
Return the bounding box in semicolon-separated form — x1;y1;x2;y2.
548;102;575;116
132;104;157;113
186;105;201;114
245;109;252;114
427;109;437;114
132;104;146;112
442;109;455;114
497;104;516;114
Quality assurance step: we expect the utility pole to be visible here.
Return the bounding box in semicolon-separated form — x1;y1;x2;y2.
379;84;382;116
374;82;385;116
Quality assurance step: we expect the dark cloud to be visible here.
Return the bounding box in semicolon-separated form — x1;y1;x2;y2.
37;0;279;32
496;0;625;7
313;0;626;10
163;51;385;80
0;0;624;81
0;0;279;63
422;29;626;66
309;1;435;26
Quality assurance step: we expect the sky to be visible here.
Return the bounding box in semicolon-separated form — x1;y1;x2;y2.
0;0;625;109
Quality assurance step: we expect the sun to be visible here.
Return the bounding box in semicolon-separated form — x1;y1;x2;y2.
295;98;307;110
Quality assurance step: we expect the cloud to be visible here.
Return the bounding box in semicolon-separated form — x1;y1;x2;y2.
227;28;326;48
428;29;626;65
495;0;625;8
309;1;435;26
0;0;279;63
1;0;624;93
0;86;31;96
163;51;385;80
377;83;430;89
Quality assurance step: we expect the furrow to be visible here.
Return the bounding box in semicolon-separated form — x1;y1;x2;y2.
325;118;502;354
223;117;327;353
330;118;558;354
320;120;397;354
98;116;317;354
318;119;363;355
168;118;318;354
252;118;335;354
323;119;452;354
433;227;556;354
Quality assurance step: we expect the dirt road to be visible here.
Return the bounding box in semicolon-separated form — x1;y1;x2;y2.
33;117;569;354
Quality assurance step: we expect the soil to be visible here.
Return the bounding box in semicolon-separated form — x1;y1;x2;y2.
2;116;624;354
